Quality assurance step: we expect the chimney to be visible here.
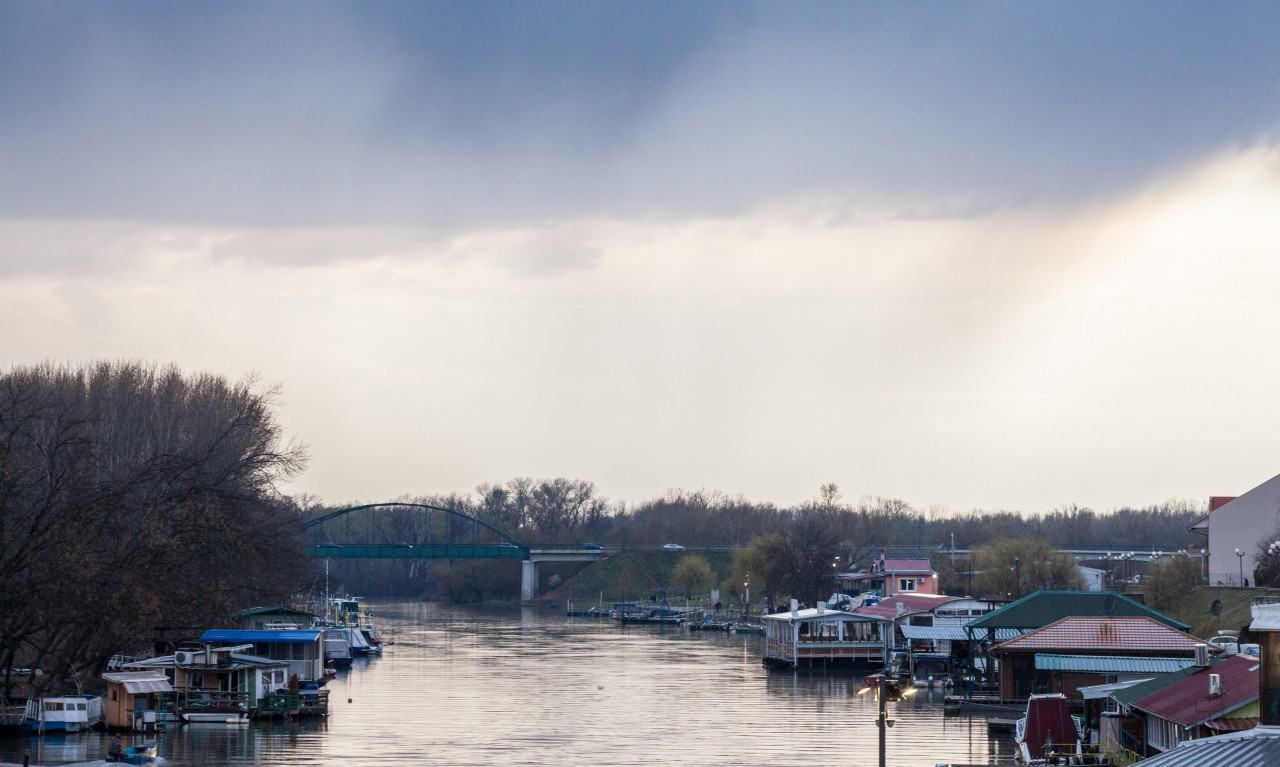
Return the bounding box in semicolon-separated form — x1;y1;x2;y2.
1195;643;1210;667
896;601;907;616
790;599;799;616
817;602;825;615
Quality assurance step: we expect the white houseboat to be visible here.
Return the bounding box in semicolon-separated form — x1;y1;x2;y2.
20;695;102;733
762;600;893;669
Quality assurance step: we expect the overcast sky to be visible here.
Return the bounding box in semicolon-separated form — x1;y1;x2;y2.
4;1;1280;513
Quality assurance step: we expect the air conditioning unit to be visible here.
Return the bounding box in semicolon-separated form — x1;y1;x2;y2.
1194;643;1210;666
1208;673;1222;697
174;651;196;665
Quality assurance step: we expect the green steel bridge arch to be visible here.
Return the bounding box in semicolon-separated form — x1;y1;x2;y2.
302;502;530;560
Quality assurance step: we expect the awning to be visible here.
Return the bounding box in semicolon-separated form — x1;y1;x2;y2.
1205;717;1259;732
1076;678;1155;700
101;671;174;694
1034;654;1197;673
901;625;1024;641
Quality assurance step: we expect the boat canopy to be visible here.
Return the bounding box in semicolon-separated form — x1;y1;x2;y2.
101;671;174;694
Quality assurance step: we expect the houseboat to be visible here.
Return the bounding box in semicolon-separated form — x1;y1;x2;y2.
197;629;326;684
125;642;322;722
101;672;174;732
20;695;103;733
762;600;893;669
1015;693;1083;764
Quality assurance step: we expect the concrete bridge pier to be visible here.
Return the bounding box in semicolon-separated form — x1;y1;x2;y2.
521;560;538;603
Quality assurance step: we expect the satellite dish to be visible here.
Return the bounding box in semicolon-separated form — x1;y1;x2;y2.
1211;599;1222;616
1102;594;1117;615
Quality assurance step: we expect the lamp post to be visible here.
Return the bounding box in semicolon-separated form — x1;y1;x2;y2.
1236;548;1245;587
1013;557;1021;599
858;674;916;767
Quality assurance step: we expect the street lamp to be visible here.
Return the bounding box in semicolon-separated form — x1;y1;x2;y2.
858;673;917;767
1236;548;1245;587
1012;557;1021;599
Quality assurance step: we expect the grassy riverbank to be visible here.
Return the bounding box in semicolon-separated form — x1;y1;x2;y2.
1148;585;1278;637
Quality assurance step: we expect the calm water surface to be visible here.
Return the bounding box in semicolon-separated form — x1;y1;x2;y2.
5;601;1016;767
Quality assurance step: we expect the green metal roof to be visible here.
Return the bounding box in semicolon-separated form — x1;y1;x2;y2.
964;590;1190;632
1033;654;1198;673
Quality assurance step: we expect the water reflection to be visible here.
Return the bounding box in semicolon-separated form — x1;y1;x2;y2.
0;601;1014;767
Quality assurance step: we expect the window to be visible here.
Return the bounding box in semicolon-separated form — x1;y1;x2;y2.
899;578;916;592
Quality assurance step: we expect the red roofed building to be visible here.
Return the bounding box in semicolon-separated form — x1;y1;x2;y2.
990;616;1212;700
1128;654;1260;753
837;555;938;597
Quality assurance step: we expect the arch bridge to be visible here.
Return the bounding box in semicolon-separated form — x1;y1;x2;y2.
301;502;610;601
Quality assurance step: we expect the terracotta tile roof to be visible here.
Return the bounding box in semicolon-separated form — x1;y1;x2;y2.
992;616;1204;654
1133;654;1259;727
880;558;932;572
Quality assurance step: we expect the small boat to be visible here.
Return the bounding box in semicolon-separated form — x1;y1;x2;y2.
1014;693;1083;764
179;708;249;724
107;742;158;764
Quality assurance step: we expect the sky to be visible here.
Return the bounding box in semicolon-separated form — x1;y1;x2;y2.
3;1;1280;513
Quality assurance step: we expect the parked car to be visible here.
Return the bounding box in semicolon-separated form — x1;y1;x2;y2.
1207;634;1240;654
582;543;601;550
663;543;684;550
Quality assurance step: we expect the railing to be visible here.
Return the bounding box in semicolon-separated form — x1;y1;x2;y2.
179;690;250;713
1103;731;1144;766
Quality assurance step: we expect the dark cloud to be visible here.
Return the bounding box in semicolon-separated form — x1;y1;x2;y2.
1;1;1278;231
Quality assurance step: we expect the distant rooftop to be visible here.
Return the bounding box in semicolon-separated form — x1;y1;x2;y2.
966;590;1190;632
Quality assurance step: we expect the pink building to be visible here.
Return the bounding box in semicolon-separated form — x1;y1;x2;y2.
838;556;939;597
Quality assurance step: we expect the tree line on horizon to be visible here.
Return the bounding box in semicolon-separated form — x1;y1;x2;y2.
0;357;1215;696
312;479;1207;602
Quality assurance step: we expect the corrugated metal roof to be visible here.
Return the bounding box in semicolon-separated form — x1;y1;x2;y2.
855;594;960;619
239;606;316;617
1134;728;1280;767
1034;654;1197;673
1133;654;1259;726
900;625;1024;641
1205;717;1259;732
200;629;321;643
993;616;1203;653
1076;678;1155;700
965;590;1190;631
761;608;889;623
1112;662;1213;707
101;671;174;694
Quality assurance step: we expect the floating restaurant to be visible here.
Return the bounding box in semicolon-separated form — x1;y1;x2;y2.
762;600;893;669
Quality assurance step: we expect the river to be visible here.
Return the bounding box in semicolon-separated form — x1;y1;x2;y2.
3;600;1016;767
